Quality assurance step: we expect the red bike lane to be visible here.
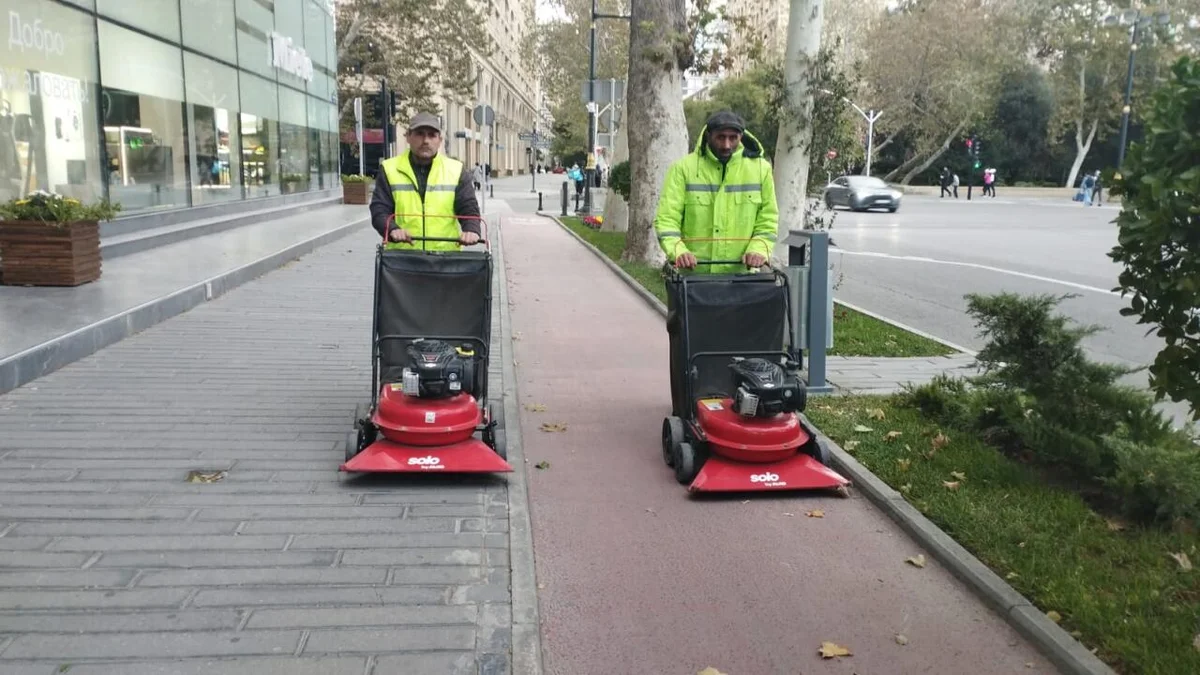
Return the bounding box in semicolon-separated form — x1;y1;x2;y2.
501;214;1054;675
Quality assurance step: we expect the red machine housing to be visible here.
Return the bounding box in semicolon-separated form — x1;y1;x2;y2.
339;384;512;473
687;397;849;493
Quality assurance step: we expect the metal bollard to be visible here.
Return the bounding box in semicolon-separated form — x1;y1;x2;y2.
561;181;568;216
489;184;494;198
574;191;580;212
538;192;543;211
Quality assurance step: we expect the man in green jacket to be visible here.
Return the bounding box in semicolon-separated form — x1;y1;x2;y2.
653;111;779;274
654;111;781;417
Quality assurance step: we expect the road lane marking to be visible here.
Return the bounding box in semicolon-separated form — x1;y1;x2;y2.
832;249;1121;297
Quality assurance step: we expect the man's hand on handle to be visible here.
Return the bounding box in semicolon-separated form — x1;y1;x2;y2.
674;252;698;269
388;228;412;243
742;252;767;269
460;232;481;246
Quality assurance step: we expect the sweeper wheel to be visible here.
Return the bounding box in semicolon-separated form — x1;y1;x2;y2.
346;403;376;462
482;403;505;459
673;441;698;485
661;417;684;468
803;435;832;466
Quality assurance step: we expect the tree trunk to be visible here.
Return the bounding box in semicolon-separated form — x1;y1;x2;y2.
601;118;630;232
901;119;969;185
883;152;923;182
772;0;824;259
620;0;689;265
1064;118;1097;188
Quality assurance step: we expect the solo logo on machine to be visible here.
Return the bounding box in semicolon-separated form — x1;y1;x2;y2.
750;472;784;485
407;456;444;469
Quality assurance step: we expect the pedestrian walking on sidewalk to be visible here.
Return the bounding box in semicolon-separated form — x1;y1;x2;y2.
368;112;482;250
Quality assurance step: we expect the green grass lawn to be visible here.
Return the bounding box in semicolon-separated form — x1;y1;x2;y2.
558;216;954;359
806;396;1200;675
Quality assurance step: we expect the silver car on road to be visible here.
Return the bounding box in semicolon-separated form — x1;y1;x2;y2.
823;175;902;213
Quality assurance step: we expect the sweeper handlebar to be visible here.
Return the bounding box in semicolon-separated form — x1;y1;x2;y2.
382;213;490;250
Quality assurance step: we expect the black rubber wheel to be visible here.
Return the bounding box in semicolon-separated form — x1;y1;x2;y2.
674;442;698;485
492;429;507;460
345;430;359;462
888;206;899;213
804;436;832;466
661;417;684;468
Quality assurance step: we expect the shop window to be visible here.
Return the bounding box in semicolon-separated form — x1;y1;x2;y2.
181;0;237;64
97;0;181;44
0;0;103;205
235;0;275;80
239;72;279;197
98;20;188;211
277;85;309;194
184;53;242;204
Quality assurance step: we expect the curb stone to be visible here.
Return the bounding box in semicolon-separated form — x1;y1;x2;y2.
540;212;1117;675
495;218;546;675
0;216;369;396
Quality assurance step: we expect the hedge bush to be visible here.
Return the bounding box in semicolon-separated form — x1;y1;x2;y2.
899;292;1200;528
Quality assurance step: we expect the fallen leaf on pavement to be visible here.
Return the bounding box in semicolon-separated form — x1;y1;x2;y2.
905;554;927;568
843;440;860;452
539;422;568;433
537;583;546;590
525;403;547;412
818;642;852;659
645;508;656;515
894;634;909;646
185;470;226;483
942;480;961;490
534;461;550;470
1169;552;1193;571
897;458;911;472
853;424;874;433
741;500;750;504
783;512;795;517
885;430;902;442
806;510;825;518
868;408;886;420
950;471;967;481
1046;610;1063;624
1006;572;1019;580
697;668;728;675
932;432;950;450
1026;664;1034;669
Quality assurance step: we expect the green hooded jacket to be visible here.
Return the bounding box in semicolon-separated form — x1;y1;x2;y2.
652;125;779;275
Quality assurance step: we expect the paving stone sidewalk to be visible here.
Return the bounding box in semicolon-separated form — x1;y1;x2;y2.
826;353;980;395
0;227;512;674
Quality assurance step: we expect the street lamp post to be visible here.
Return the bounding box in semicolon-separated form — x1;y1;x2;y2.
582;0;631;215
1105;7;1174;171
819;89;882;176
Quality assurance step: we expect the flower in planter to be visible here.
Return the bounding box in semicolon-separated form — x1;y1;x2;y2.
0;190;121;226
341;174;372;184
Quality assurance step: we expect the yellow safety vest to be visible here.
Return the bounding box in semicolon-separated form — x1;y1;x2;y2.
380;151;465;251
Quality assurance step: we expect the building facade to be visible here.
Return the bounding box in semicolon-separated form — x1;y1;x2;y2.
1;0;340;215
395;0;541;176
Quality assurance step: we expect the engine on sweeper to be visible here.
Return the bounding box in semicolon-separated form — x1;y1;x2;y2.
729;357;807;418
399;339;480;399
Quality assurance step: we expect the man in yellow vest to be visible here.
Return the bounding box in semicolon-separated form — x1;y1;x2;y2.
369;112;482;250
653;111;778;274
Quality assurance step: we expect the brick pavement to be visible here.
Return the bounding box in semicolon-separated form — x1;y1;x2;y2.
0;227;513;674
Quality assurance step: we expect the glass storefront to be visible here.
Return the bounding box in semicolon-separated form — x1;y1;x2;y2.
0;0;339;213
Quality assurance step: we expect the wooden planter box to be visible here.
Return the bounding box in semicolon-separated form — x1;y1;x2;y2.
0;220;101;287
342;182;371;204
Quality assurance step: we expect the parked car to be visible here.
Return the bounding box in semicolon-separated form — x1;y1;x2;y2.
823;175;902;212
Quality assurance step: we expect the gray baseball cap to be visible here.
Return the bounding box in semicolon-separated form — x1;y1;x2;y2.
408;112;442;133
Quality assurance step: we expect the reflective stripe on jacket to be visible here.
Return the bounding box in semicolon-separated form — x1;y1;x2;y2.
652;125;779;275
380;151;465;251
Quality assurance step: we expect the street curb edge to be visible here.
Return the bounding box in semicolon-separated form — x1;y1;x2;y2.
496;218;546;675
545;212;1116;675
0;216;369;396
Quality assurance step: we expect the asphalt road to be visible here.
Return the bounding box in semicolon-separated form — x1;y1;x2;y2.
825;193;1195;427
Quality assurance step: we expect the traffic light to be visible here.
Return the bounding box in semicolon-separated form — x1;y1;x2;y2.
371;89;387;123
